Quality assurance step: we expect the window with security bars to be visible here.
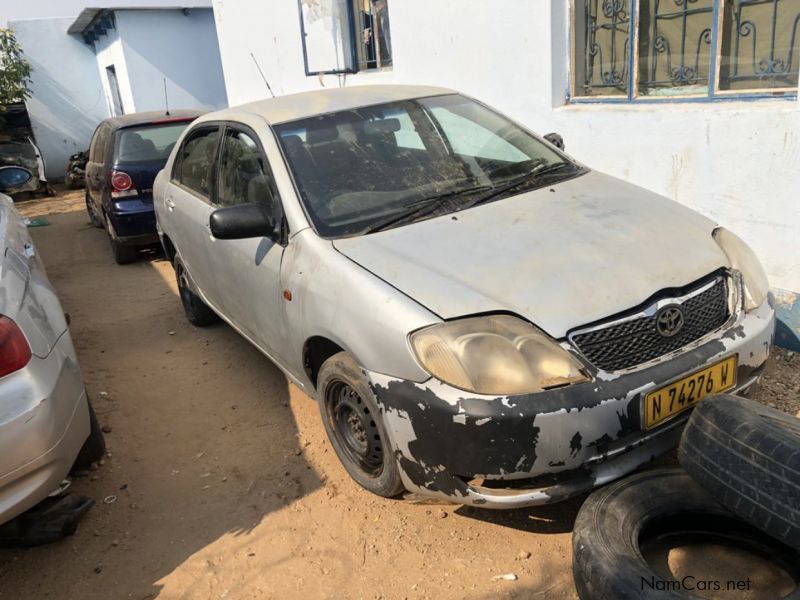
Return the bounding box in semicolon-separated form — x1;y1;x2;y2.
573;0;800;100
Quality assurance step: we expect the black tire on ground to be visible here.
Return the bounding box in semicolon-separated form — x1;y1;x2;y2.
679;393;800;551
109;236;138;265
85;192;104;228
175;258;219;326
72;401;106;472
107;220;138;264
572;468;800;600
317;352;405;498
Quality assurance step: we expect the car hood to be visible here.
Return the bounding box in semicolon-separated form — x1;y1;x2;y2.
332;171;730;338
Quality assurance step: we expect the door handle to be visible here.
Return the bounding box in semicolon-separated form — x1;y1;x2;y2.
165;197;175;211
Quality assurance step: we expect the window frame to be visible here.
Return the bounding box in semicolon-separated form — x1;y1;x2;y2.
214;123;284;210
170;123;223;203
90;123;112;164
297;0;393;76
297;0;359;76
569;0;800;104
215;122;289;245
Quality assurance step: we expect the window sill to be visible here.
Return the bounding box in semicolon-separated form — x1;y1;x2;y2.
560;94;797;112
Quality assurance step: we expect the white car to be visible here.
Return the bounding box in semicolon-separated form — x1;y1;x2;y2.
155;86;774;508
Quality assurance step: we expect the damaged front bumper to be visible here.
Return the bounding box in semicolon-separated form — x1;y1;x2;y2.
368;299;775;509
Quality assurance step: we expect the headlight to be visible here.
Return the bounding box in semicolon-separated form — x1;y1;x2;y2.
409;315;589;395
713;227;769;312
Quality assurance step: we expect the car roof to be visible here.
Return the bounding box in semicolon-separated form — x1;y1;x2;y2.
102;110;206;130
195;85;457;126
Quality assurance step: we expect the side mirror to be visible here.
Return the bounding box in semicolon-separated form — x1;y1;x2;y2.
209;203;277;240
544;133;565;151
0;166;32;192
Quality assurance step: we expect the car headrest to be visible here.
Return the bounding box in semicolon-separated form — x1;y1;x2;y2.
364;118;401;136
306;124;339;145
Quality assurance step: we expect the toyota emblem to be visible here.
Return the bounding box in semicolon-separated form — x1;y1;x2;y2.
656;306;685;338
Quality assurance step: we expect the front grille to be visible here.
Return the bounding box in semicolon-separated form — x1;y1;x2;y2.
571;276;730;372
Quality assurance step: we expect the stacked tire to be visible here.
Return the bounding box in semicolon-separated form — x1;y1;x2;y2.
572;394;800;599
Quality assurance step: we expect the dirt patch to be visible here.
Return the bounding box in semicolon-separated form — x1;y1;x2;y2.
0;188;797;599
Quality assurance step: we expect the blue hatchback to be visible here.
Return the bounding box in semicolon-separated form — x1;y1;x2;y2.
85;110;203;263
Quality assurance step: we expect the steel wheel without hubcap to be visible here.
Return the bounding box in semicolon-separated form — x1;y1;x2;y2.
325;381;383;477
316;351;404;497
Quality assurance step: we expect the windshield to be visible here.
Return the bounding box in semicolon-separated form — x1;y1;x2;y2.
274;94;581;237
114;122;192;164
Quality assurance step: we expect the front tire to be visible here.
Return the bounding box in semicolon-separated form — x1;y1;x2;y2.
317;352;405;498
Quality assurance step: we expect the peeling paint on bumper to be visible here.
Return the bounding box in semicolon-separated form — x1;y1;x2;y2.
369;300;774;509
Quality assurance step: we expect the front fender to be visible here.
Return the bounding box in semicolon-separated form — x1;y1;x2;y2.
281;230;438;383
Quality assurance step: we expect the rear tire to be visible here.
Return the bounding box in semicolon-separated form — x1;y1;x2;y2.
317;352;405;498
679;394;800;550
175;258;219;326
109;236;138;265
107;220;138;265
72;401;106;472
85;192;103;228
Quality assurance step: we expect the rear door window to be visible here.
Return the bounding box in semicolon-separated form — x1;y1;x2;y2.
115;122;192;163
172;126;221;199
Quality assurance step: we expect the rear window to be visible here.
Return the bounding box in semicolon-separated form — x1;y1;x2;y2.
114;122;192;163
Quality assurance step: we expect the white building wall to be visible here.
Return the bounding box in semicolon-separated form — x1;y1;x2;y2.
114;9;228;113
213;0;800;297
10;18;110;179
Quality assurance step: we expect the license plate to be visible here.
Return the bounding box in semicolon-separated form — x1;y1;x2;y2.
644;356;737;429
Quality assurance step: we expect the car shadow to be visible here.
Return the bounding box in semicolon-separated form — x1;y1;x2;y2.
0;193;323;599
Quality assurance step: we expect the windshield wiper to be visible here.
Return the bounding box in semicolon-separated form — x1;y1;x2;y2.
459;162;578;211
527;161;577;178
361;184;492;234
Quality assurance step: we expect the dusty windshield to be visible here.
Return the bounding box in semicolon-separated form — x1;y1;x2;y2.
274;94;581;238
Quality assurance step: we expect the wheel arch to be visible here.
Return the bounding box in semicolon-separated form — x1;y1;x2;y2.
303;335;345;390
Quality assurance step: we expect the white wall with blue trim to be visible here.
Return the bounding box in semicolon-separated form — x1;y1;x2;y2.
212;0;800;349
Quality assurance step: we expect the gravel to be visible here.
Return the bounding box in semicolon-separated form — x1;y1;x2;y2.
755;348;800;417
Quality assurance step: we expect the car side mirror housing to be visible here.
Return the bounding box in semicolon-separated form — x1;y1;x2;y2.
209;203;278;240
544;132;565;151
0;166;32;192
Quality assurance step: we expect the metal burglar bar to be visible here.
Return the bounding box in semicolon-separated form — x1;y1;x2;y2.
582;0;631;95
644;0;715;90
572;0;800;100
722;0;800;88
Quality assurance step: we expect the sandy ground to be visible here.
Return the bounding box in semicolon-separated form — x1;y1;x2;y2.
0;188;797;600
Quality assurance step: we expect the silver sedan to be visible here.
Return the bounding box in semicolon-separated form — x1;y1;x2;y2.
0;167;105;525
154;86;774;508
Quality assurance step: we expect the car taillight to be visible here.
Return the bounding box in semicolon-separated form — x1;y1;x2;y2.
0;316;32;378
111;171;133;191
